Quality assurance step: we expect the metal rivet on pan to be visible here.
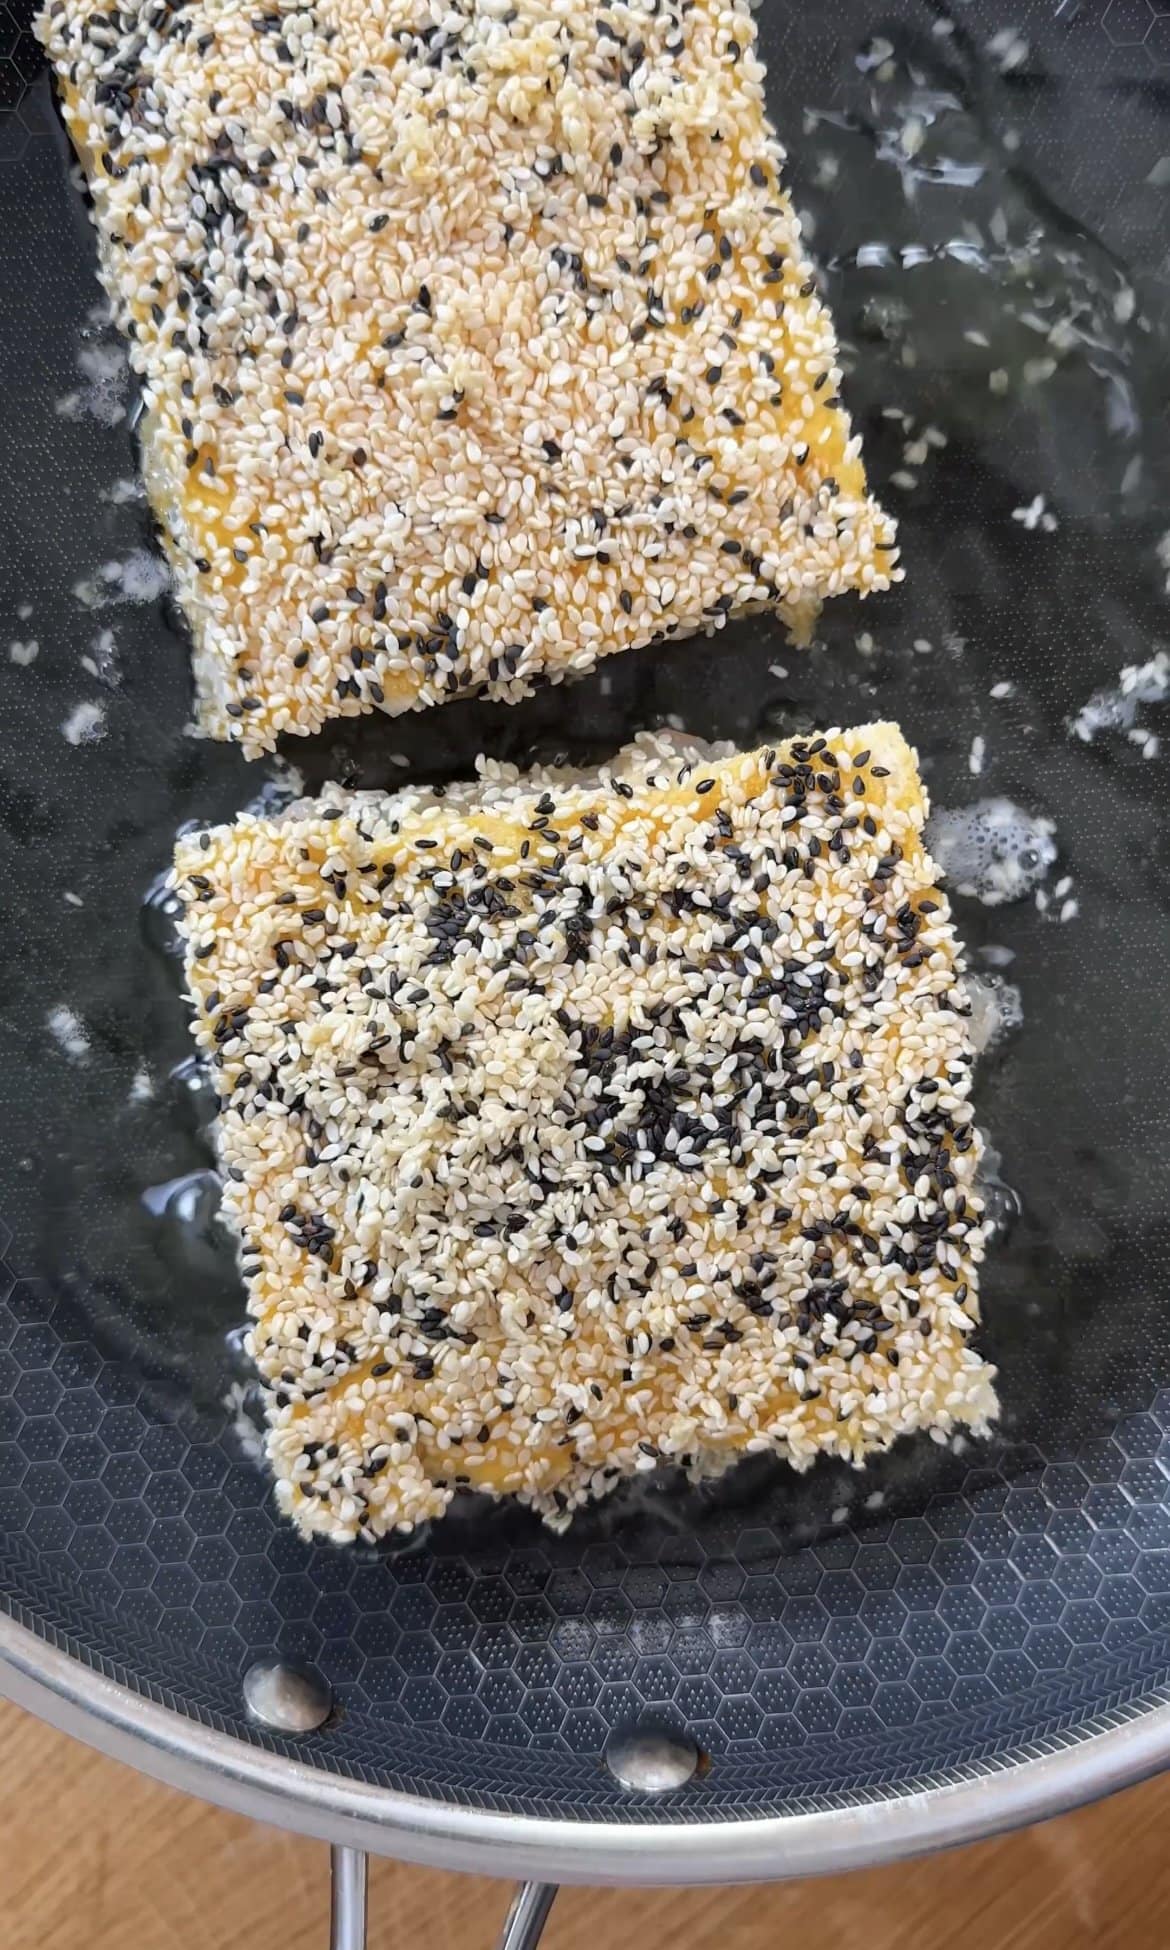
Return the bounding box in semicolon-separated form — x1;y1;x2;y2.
605;1724;700;1793
242;1658;332;1734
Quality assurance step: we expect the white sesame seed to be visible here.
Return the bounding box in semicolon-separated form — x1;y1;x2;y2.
47;1004;90;1061
61;699;107;746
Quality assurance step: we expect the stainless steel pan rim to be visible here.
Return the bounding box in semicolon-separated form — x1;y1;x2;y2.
3;1611;1168;1886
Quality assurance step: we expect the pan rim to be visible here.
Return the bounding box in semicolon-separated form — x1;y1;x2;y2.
2;1611;1168;1882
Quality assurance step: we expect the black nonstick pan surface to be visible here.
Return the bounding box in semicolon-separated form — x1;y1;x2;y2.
3;0;1170;1850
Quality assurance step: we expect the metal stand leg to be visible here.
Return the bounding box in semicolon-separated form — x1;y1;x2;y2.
330;1845;368;1950
496;1883;559;1950
326;1849;554;1950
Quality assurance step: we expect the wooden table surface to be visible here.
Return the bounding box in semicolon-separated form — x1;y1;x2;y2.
3;1699;1169;1950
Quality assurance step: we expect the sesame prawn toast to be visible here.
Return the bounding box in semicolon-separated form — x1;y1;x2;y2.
173;724;996;1543
39;0;898;758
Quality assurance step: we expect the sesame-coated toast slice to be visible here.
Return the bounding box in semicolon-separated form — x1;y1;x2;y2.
41;0;898;755
173;723;995;1542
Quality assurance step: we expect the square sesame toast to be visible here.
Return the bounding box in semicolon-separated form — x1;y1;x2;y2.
40;0;898;757
173;723;996;1541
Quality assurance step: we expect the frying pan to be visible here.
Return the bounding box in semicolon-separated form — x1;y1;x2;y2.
3;0;1170;1944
